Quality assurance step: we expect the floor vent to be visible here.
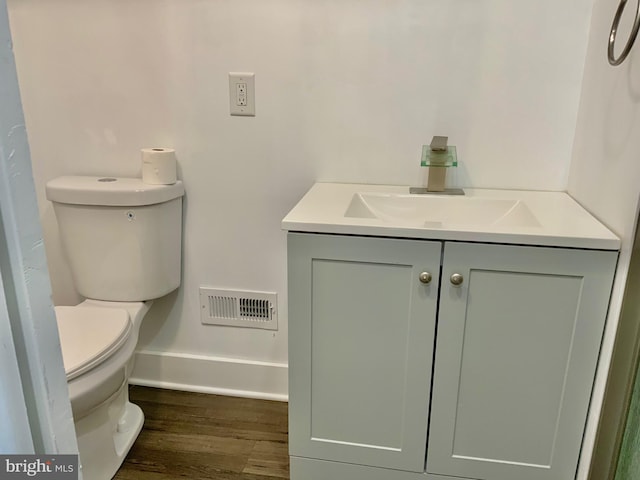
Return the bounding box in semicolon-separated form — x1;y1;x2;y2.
199;287;278;330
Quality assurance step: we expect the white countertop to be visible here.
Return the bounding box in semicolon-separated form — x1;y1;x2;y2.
281;183;620;250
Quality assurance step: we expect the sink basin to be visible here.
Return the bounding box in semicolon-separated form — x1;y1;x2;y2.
345;193;541;228
282;183;621;249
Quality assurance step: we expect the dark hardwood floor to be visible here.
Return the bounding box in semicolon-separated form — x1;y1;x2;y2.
114;386;289;480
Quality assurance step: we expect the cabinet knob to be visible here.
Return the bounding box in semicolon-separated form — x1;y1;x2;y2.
419;272;433;284
450;273;464;286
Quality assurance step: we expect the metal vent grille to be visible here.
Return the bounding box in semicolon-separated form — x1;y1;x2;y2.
199;287;277;330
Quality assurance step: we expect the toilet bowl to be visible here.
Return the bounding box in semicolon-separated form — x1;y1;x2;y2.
55;300;152;480
46;176;184;479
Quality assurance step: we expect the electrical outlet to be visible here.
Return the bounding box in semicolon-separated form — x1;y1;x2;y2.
236;83;247;106
229;72;255;116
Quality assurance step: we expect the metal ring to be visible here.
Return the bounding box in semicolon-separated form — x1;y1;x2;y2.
608;0;640;66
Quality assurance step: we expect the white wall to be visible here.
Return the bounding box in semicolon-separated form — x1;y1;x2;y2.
7;0;594;398
0;0;35;454
0;0;78;455
567;1;640;478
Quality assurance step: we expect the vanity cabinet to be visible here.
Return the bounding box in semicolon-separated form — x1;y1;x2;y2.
288;233;618;480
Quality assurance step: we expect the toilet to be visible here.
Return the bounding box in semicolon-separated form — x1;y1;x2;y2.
45;176;184;480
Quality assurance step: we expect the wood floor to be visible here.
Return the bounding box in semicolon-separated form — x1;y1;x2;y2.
114;386;290;480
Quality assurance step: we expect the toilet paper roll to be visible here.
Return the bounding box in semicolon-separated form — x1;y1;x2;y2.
141;148;177;185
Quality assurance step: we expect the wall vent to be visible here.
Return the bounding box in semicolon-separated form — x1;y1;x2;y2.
199;287;278;330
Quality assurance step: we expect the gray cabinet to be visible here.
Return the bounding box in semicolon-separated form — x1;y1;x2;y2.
288;234;618;480
288;233;441;471
427;242;617;480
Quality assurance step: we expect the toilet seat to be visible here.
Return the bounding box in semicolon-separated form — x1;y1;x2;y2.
55;306;132;381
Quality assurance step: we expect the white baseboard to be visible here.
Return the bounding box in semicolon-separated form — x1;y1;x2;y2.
129;350;288;402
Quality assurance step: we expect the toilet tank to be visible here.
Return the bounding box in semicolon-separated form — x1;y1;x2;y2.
46;176;184;302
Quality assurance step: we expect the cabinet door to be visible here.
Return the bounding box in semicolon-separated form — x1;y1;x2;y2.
427;242;617;480
288;233;441;472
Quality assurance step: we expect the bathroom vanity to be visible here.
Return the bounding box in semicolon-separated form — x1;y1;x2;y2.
282;184;619;480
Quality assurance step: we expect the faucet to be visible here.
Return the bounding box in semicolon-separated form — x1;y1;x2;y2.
409;136;464;195
426;136;449;192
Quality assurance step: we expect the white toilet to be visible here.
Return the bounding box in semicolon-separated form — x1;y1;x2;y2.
45;176;184;480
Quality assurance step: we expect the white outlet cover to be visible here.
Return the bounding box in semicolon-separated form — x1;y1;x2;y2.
229;72;255;116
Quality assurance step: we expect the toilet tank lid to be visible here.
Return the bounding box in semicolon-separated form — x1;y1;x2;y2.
46;176;184;206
